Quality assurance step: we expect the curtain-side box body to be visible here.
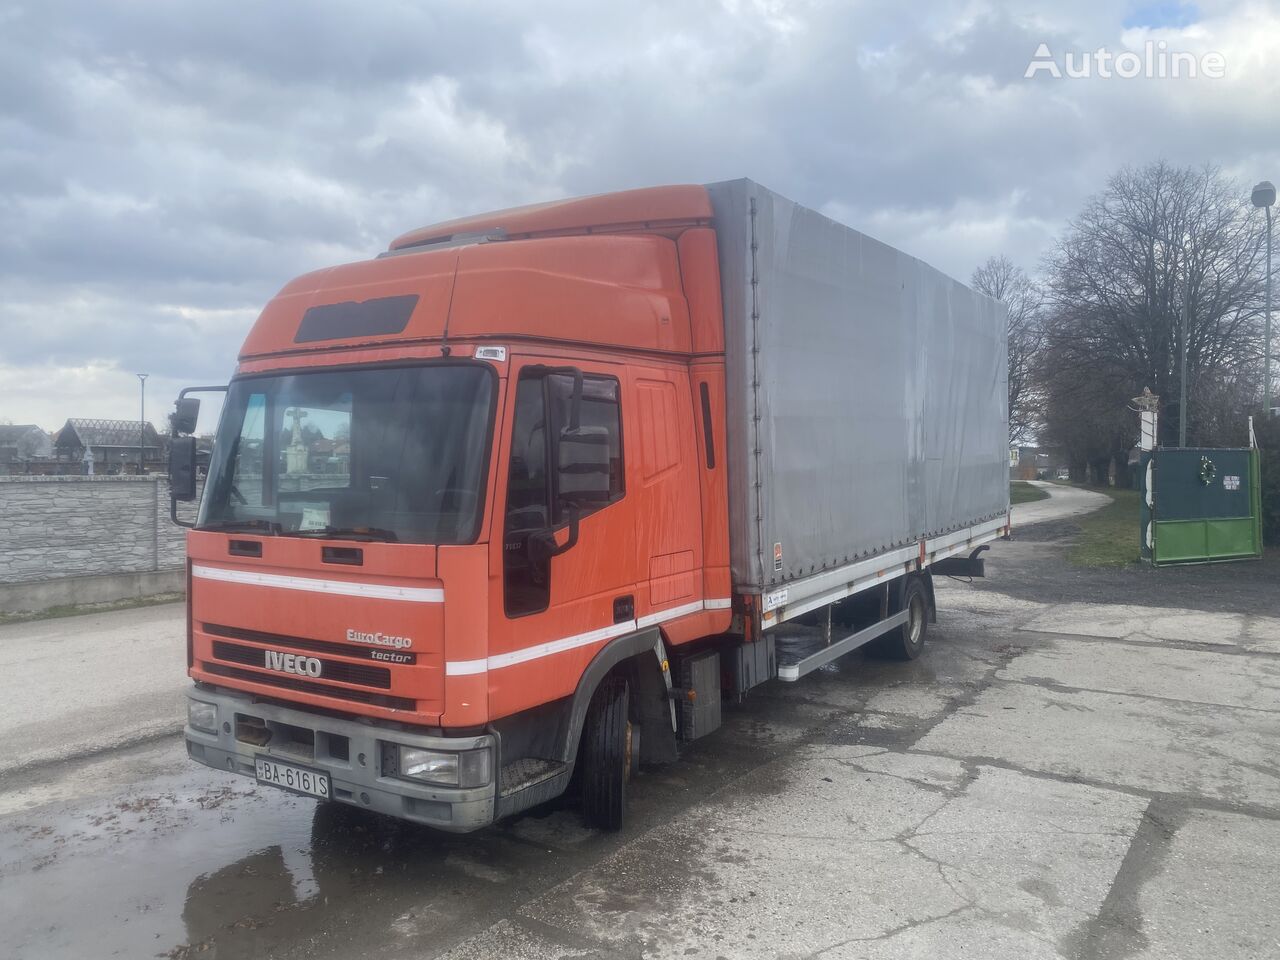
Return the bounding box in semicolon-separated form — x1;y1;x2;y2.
706;179;1010;593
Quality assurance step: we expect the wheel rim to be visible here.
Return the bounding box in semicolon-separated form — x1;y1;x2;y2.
908;594;925;645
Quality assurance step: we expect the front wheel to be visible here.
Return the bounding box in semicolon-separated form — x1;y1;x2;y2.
579;676;631;831
874;577;929;660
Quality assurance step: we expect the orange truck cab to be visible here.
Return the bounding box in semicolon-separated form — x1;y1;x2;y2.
169;180;1010;832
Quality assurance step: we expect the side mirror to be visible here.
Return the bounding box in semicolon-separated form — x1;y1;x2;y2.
169;436;198;502
171;397;201;435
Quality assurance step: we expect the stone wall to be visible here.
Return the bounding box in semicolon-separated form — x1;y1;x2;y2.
0;476;194;585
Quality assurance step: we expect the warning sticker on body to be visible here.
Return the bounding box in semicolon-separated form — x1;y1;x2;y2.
773;542;783;572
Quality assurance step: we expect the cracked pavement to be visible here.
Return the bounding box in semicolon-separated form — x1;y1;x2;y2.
437;541;1280;960
3;496;1279;959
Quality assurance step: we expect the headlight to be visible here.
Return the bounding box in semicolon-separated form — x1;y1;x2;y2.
188;699;218;734
396;745;491;788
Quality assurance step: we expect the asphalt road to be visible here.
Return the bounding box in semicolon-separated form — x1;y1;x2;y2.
3;485;1279;959
1011;480;1111;528
0;602;185;775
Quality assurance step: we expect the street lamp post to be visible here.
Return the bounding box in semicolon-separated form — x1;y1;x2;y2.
1253;181;1275;417
137;373;149;475
1179;270;1190;447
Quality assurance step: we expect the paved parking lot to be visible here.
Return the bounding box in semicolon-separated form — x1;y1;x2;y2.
2;494;1278;959
441;538;1280;959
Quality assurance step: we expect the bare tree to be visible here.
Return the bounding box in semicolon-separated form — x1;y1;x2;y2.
971;255;1043;444
1038;341;1137;483
1041;162;1266;454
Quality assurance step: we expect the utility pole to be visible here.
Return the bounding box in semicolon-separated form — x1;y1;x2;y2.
1252;181;1275;417
137;373;149;475
1179;271;1189;447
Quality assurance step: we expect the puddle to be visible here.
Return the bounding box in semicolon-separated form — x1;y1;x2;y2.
0;755;585;960
1;766;318;958
0;626;979;960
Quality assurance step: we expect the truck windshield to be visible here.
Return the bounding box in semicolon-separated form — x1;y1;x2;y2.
199;364;495;544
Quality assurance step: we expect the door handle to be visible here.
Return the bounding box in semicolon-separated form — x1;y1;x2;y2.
613;595;635;624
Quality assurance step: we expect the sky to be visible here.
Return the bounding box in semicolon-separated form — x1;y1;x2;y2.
2;0;1277;432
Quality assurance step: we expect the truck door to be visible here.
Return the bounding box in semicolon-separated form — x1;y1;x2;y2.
486;358;638;719
627;367;705;627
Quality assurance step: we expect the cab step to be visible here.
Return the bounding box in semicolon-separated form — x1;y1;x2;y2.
499;758;567;798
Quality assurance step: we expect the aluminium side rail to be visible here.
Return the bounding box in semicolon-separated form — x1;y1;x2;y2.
760;514;1010;631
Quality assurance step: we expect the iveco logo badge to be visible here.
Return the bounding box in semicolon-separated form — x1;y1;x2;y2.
264;650;322;678
346;628;413;650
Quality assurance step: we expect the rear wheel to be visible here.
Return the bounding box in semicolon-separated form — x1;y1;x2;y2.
874;577;929;660
580;676;632;831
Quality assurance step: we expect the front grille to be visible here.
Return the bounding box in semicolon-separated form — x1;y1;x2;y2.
211;640;392;688
203;623;417;665
202;663;416;711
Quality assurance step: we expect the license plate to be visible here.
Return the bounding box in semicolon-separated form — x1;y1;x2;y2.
254;757;331;799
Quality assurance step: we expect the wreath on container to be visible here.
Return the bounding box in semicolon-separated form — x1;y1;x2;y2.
1198;456;1217;487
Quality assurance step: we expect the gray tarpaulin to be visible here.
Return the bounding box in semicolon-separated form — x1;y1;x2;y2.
706;179;1009;592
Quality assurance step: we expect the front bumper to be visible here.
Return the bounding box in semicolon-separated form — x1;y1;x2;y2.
184;686;496;833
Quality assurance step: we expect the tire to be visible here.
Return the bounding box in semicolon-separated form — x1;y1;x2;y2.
579;675;631;831
874;577;929;661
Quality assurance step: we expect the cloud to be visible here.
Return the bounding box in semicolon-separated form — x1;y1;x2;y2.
1;0;1277;429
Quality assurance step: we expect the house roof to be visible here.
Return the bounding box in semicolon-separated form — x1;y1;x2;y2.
56;419;163;449
0;424;46;444
0;424;53;462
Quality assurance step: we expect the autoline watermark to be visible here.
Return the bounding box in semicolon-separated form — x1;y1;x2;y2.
1025;41;1226;80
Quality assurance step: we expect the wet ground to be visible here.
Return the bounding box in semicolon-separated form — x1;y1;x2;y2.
3;520;1279;958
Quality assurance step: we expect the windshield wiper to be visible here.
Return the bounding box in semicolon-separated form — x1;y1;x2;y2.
280;526;400;542
198;519;282;534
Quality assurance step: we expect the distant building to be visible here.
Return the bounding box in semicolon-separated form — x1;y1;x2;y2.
0;424;54;475
54;419;165;474
1010;446;1068;481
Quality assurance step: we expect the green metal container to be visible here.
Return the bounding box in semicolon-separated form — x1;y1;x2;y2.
1149;447;1263;565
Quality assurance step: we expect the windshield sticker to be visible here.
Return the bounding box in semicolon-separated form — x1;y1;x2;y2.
299;504;331;531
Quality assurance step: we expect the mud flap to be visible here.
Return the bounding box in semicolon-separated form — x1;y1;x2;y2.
632;649;679;764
